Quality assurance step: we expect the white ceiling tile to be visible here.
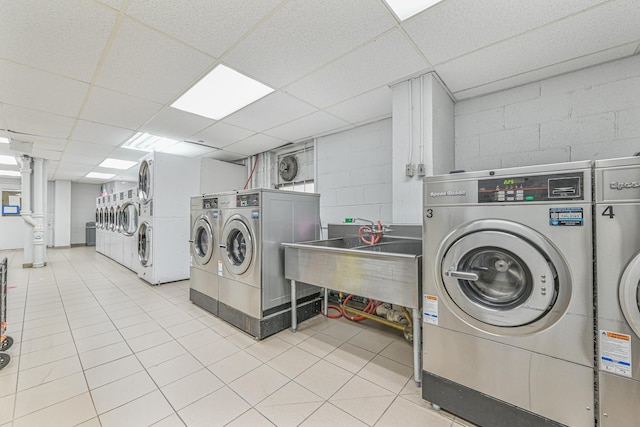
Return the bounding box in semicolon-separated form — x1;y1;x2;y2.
159;142;218;157
60;152;107;166
404;0;608;65
111;168;138;182
142;108;215;141
96;0;122;10
224;92;317;132
0;60;89;117
325;86;392;124
126;0;280;58
95;18;215;104
70;120;135;146
107;147;148;162
263;111;350;142
285;29;429;108
453;43;638;100
191;122;255;148
55;162;94;175
224;0;396;87
2;105;75;139
0;0;117;81
65;140;115;157
31;148;62;161
436;0;640;93
206;150;246;162
225;134;288;156
80;86;163;129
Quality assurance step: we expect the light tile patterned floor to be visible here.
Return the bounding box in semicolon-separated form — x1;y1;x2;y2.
0;247;474;427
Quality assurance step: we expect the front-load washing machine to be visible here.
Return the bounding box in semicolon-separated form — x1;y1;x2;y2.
136;151;199;285
95;196;104;254
422;161;594;427
112;191;125;265
120;187;139;272
104;194;116;259
98;195;107;255
595;156;640;426
189;195;220;315
217;189;322;339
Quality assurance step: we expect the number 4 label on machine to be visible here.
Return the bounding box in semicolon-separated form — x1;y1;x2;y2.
423;294;439;325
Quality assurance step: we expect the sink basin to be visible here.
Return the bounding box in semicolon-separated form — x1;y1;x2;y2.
282;229;422;309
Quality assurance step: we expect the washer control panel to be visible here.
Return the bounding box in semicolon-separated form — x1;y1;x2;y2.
237;193;260;207
479;172;584;203
202;197;218;209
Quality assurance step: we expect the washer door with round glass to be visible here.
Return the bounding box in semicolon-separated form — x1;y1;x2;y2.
108;207;115;231
192;216;214;267
116;206;123;233
439;224;567;332
221;217;253;276
121;202;138;237
138;159;152;204
619;254;640;338
98;208;103;229
138;222;151;267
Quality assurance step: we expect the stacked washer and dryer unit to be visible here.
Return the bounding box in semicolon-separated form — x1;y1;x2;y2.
594;156;640;427
120;187;139;272
194;189;322;339
422;161;594;427
137;151;199;285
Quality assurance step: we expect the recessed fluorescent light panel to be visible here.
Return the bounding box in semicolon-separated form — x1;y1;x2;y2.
171;64;274;120
0;155;16;165
122;132;179;152
0;137;9;144
0;170;20;177
384;0;444;20
99;158;137;170
86;172;115;180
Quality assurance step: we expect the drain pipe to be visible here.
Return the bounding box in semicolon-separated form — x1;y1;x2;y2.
20;156;36;267
32;158;45;267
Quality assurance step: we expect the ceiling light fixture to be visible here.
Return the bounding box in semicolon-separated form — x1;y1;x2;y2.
99;158;138;170
121;132;179;152
384;0;444;21
0;155;17;165
0;170;21;177
0;137;9;144
85;172;115;180
171;64;274;120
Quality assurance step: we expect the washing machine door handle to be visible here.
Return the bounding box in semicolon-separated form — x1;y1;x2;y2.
219;244;227;249
445;269;479;281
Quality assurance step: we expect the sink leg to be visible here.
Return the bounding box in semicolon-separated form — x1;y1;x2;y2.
324;288;329;318
291;280;297;333
413;308;421;387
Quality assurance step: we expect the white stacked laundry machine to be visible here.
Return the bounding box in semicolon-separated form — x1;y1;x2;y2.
137;151;199;285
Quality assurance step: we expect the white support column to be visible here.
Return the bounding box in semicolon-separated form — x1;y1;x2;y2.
391;73;454;224
32;158;45;267
20;156;35;267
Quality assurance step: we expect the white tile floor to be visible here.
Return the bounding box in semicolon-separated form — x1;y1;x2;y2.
0;247;475;427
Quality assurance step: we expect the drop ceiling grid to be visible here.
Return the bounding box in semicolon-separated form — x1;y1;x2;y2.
190;122;256;149
0;0;117;82
224;133;288;156
263;110;351;142
2;105;76;140
124;0;282;59
70;121;136;147
79;86;163;130
64;140;117;157
435;0;640;94
403;0;610;65
0;60;89;119
284;28;430;108
325;86;393;124
141;108;216;141
222;0;398;88
94;17;216;105
223;91;318;133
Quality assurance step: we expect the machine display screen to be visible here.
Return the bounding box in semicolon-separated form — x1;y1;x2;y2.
478;172;584;203
237;193;259;207
202;197;218;209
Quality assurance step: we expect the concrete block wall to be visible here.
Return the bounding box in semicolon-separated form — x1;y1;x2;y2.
317;119;392;230
454;54;640;171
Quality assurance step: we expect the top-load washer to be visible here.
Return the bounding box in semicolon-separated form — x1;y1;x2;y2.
189;195;220;315
422;161;594;427
595;156;640;426
217;189;322;339
137;151;199;285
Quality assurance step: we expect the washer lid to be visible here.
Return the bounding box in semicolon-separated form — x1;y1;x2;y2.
441;230;558;328
619;254;640;338
221;217;253;276
192;216;214;266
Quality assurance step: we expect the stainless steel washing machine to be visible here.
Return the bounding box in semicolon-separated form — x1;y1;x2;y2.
595;156;640;426
217;189;322;339
189;194;221;315
422;161;594;427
